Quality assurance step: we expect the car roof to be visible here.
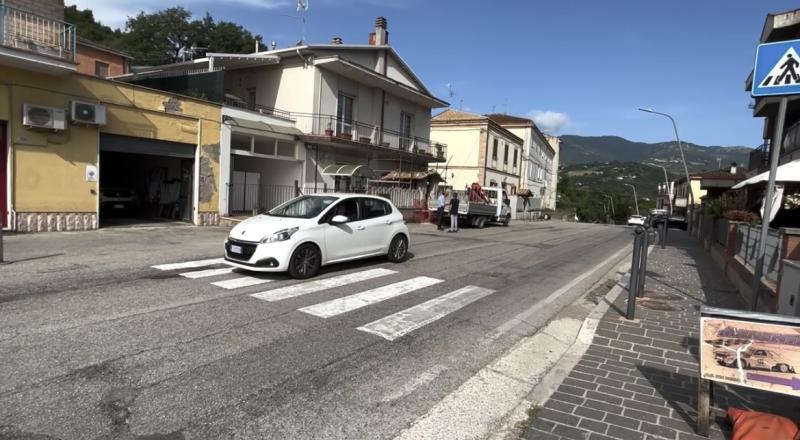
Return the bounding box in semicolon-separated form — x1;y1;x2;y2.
305;193;395;203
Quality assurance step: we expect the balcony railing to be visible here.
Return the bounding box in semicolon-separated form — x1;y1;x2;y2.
223;96;294;121
290;112;446;160
749;142;769;173
0;4;75;62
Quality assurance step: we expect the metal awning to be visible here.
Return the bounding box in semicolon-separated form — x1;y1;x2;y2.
321;164;375;178
732;159;800;189
223;115;303;140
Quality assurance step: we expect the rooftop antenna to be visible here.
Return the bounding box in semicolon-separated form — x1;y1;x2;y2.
717;157;722;169
297;0;309;44
271;41;277;50
445;83;455;99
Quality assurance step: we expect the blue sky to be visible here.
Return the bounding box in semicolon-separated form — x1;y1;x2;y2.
69;0;800;147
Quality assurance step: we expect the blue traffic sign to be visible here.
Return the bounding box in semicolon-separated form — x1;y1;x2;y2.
752;39;800;97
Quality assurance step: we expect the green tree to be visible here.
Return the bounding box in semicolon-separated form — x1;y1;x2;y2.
191;13;262;55
64;5;123;47
123;7;194;65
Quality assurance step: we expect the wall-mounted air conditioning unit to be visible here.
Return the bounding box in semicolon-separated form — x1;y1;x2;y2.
71;101;107;125
23;104;67;131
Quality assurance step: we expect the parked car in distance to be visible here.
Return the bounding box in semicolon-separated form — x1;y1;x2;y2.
224;194;410;278
627;215;645;226
714;346;796;373
99;187;138;212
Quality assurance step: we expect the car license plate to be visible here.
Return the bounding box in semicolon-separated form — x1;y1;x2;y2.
113;204;125;209
231;245;243;254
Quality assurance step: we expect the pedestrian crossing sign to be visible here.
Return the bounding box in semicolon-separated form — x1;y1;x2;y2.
752;39;800;97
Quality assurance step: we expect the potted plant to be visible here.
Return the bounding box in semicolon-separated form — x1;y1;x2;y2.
324;122;334;136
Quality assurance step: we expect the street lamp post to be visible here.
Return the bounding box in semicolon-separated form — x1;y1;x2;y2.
638;108;694;232
623;183;639;216
644;162;672;216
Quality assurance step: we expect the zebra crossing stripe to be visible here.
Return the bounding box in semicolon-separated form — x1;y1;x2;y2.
212;276;273;290
250;268;397;302
180;267;235;279
298;276;443;318
357;286;496;341
152;258;225;271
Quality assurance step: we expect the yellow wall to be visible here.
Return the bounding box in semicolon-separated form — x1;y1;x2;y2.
1;66;221;216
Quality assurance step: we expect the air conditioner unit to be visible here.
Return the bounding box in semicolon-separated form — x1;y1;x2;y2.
23;104;66;131
71;101;107;125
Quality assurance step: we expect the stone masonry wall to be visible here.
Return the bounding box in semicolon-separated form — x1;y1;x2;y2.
15;212;97;232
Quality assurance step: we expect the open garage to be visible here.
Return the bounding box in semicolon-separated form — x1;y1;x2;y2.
99;134;195;227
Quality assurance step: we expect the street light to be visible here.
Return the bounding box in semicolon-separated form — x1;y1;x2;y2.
638;108;694;232
623;183;639;216
643;162;672;216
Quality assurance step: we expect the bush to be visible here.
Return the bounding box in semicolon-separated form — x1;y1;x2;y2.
723;210;760;224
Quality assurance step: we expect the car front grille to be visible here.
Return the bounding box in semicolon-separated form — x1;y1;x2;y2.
225;238;258;261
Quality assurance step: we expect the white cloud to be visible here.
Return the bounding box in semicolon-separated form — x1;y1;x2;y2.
67;0;289;29
526;109;571;134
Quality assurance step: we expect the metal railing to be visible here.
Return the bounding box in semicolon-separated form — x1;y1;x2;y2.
290;112;446;160
223;97;294;121
0;4;75;62
748;142;769;173
734;223;782;283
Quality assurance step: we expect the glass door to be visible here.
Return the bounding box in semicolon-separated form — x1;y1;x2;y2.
336;93;354;137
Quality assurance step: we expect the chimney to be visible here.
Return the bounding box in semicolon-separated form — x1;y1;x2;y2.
331;36;343;45
369;16;389;45
730;162;738;175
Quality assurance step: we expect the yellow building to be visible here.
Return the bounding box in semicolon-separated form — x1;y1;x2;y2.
1;64;222;232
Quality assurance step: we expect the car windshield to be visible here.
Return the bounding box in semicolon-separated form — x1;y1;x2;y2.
267;196;338;219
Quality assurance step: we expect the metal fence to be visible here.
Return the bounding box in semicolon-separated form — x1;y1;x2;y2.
226;183;425;215
734;224;783;283
1;4;76;62
714;218;729;247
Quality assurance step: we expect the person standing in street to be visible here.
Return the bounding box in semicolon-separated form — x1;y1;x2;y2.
436;190;446;230
449;191;460;232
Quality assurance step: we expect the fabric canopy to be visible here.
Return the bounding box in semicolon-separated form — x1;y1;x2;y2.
321;164;375;178
732;159;800;189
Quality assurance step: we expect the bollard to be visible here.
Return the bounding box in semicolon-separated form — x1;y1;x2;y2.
659;221;666;249
626;226;645;320
638;226;651;297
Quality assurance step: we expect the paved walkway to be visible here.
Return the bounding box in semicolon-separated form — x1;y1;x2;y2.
523;230;800;440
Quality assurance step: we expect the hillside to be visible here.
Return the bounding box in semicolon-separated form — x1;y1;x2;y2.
560;135;753;173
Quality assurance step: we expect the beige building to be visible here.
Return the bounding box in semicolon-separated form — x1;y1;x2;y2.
545;135;561;210
429;109;523;193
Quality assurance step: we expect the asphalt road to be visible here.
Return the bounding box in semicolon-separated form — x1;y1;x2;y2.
0;220;630;440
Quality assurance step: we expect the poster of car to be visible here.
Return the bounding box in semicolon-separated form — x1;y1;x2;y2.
701;315;800;397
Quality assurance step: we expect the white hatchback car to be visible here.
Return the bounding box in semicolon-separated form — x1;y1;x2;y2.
224;194;410;278
627;215;645;226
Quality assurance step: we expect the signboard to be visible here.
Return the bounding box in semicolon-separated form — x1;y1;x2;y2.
752;39;800;97
85;164;98;182
700;307;800;397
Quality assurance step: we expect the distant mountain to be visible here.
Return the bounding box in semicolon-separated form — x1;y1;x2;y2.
560;135;753;173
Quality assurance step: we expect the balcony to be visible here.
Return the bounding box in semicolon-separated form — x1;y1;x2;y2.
291;112;447;162
0;4;76;73
223;96;294;121
748;143;769;173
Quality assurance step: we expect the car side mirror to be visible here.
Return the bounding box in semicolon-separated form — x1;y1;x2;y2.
330;215;349;224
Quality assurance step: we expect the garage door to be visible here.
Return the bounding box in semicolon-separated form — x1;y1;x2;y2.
100;134;195;158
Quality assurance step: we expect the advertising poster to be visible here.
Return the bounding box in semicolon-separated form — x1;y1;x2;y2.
701;315;800;397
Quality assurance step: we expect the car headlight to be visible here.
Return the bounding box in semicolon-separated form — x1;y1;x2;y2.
261;227;299;243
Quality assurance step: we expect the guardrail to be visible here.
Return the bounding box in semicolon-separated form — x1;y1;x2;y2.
0;4;75;62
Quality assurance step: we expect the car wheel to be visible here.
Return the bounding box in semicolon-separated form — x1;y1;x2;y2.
502;214;511;226
387;234;408;263
778;364;790;373
477;216;487;229
288;243;321;279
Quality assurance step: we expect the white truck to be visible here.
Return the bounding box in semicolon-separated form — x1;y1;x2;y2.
431;186;512;228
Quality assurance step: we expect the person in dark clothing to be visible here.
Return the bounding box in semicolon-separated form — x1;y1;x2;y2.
449;192;460;232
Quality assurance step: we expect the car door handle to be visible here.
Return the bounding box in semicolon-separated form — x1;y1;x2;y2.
384;220;392;225
356;225;366;231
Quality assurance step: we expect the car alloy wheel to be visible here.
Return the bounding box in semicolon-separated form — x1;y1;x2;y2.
779;364;790;373
387;235;408;263
289;243;320;279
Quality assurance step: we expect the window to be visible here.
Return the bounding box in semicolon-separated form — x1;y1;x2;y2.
336;92;354;135
95;61;109;78
492;139;498;160
247;88;257;111
400;112;413;150
513;149;518;167
276;141;295;158
504;144;509;164
323;198;359;222
231;134;252;153
360;198;391;219
253;136;276;155
269;195;337;219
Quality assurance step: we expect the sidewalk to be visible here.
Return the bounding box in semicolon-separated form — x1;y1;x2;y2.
523;230;800;440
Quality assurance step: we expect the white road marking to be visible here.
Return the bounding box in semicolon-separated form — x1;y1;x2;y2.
250;268;397;302
212;276;273;290
152;258;225;271
179;267;235;279
358;286;496;341
298;276;443;318
492;245;630;337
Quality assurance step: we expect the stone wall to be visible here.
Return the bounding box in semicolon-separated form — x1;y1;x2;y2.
15;212;97;232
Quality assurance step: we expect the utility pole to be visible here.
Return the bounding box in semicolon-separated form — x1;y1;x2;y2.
644;163;673;216
623;183;639;216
